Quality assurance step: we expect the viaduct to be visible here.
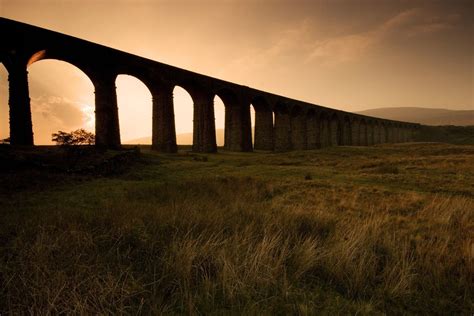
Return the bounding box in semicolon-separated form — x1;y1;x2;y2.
1;18;419;153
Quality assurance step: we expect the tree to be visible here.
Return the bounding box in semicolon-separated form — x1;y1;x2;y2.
52;129;95;146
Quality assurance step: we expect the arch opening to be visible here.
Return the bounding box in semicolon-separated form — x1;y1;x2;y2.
250;104;255;146
373;122;380;144
343;116;352;146
290;106;306;150
366;121;374;145
27;59;95;145
0;63;8;143
351;118;360;146
215;89;251;152
251;96;273;151
306;109;319;149
273;102;291;151
359;119;368;146
319;112;330;148
173;85;194;148
380;123;387;143
213;94;226;148
116;74;152;145
329;113;339;146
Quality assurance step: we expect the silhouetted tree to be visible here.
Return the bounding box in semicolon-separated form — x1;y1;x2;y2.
0;137;10;144
51;129;96;170
52;129;95;146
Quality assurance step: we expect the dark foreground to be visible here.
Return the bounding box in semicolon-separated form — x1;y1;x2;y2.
0;143;472;314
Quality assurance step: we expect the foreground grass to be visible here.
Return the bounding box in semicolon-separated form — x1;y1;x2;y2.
0;143;473;314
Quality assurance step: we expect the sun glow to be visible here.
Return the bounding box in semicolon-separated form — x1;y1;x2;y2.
80;102;95;132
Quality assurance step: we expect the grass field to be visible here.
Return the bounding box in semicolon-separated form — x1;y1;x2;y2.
0;143;473;314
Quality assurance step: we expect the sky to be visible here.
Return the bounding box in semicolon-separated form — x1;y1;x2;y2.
0;0;473;144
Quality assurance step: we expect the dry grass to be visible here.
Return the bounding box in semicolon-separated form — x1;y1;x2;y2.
0;143;473;314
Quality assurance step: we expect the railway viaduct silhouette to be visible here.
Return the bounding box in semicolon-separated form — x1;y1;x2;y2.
1;18;419;152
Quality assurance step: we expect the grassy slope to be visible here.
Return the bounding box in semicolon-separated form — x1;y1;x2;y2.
0;143;473;314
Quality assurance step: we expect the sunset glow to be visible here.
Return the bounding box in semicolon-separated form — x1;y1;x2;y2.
0;0;472;144
1;2;473;314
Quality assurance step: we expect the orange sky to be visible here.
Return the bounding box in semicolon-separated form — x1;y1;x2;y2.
0;0;472;144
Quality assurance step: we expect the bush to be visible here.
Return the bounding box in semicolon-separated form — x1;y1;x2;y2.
52;129;95;146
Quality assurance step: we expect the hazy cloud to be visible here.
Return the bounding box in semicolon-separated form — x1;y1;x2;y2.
221;19;314;82
2;0;471;140
307;33;374;65
30;95;91;144
307;8;460;65
32;96;84;127
225;7;460;76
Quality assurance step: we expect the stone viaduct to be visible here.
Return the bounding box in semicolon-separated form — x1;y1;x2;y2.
1;18;419;152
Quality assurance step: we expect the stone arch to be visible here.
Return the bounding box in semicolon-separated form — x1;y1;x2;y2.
26;49;123;148
306;108;319;149
391;123;397;143
385;123;392;143
382;122;388;142
26;57;96;145
366;120;374;145
27;49;94;79
351;117;360;146
342;115;352;146
172;85;194;146
3;48;97;146
319;111;330;147
359;119;368;146
382;122;388;143
404;124;410;142
329;112;339;146
0;62;9;142
290;105;306;150
396;123;403;143
273;101;291;151
178;80;216;153
393;123;399;143
114;74;154;146
373;121;382;144
215;88;251;152
252;95;273;150
388;122;393;143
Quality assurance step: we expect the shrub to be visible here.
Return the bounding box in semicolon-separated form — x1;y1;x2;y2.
52;129;95;146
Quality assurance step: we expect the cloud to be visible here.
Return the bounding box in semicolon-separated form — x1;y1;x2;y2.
30;95;93;144
220;19;315;82
32;95;85;127
0;82;94;143
223;7;460;80
306;33;374;65
306;8;460;65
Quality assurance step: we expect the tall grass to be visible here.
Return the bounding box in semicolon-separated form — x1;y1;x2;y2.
1;144;473;314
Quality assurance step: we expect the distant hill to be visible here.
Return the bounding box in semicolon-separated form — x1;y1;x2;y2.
124;129;225;145
356;107;474;126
